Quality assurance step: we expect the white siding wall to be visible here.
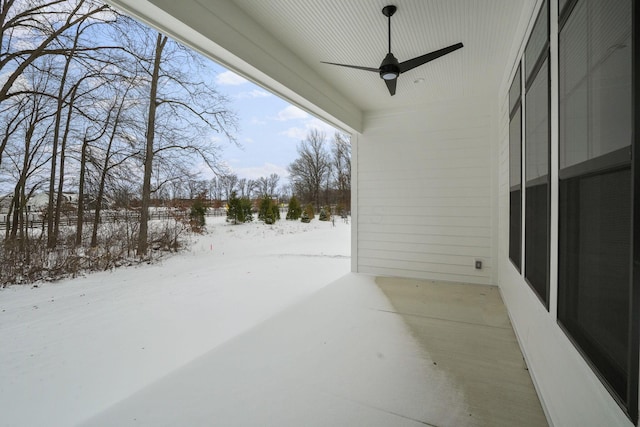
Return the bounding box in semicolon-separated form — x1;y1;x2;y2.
496;0;634;425
355;97;496;285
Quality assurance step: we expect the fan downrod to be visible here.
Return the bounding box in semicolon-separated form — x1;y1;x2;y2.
382;5;396;17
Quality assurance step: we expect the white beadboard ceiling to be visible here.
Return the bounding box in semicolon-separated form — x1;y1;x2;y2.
108;0;537;121
228;0;534;112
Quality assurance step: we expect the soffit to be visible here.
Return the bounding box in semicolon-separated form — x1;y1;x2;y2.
107;0;537;128
229;0;534;113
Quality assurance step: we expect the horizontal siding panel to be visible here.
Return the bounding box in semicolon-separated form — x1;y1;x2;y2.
358;210;490;226
356;99;494;283
365;113;491;133
358;167;490;183
358;223;491;238
358;157;490;172
361;205;490;218
358;166;490;179
360;232;490;247
357;176;489;190
409;127;491;141
359;195;491;208
359;257;490;277
359;183;490;197
358;216;488;229
358;186;490;200
360;265;491;285
360;146;489;163
359;240;492;257
374;136;489;151
359;248;493;269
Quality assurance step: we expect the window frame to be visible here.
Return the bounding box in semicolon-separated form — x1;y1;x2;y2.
509;65;523;272
556;0;638;421
523;0;551;309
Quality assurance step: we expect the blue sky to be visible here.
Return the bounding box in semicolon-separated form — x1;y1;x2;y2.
207;66;340;181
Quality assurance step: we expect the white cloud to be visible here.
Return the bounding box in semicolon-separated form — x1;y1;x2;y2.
233;163;289;180
215;71;248;86
236;89;272;99
281;117;339;140
274;105;309;121
251;117;267;125
281;127;307;140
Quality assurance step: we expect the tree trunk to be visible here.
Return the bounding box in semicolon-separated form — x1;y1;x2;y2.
137;33;167;257
48;22;82;248
10;123;33;241
76;137;88;247
53;85;78;245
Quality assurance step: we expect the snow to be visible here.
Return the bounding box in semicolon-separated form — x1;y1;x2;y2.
0;214;470;427
0;216;351;427
78;273;470;427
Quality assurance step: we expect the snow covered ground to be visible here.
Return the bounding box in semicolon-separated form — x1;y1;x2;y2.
0;215;351;427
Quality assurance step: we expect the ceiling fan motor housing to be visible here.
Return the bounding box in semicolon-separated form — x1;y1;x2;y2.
379;53;400;80
320;3;462;96
382;5;397;17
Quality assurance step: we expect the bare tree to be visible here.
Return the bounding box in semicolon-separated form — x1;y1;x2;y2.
220;173;239;202
288;129;331;209
113;21;237;256
0;0;110;107
209;176;225;207
47;13;112;247
332;132;351;209
112;22;236;257
6;64;56;243
237;177;255;199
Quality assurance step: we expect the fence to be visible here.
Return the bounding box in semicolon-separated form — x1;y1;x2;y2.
0;208;228;231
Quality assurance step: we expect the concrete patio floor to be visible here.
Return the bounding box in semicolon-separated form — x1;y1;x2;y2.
81;274;547;427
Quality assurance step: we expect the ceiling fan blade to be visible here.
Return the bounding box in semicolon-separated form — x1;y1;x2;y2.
321;61;380;72
399;42;463;74
385;78;397;96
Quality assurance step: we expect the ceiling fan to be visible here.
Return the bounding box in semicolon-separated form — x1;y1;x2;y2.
321;5;463;96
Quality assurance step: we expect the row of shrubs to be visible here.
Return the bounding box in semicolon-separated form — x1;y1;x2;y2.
225;193;342;225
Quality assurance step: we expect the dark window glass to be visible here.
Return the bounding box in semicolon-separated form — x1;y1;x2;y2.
509;66;521;114
510;107;522;189
559;0;632;169
525;1;548;81
558;0;634;417
559;0;572;17
526;59;549;183
509;190;521;269
525;58;549;305
509;81;522;270
525;183;548;303
558;167;631;400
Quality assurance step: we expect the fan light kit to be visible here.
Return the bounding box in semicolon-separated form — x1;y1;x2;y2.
321;5;463;96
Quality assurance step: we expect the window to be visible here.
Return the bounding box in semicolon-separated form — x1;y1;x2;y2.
524;1;550;307
557;0;635;420
509;66;522;270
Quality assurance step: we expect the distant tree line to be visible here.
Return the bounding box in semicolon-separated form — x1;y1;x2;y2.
211;129;351;225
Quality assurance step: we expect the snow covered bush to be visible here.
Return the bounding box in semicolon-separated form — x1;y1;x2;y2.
319;206;331;221
286;196;301;220
301;204;314;223
258;195;280;224
226;191;253;224
189;197;207;232
0;208;193;286
304;204;315;221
